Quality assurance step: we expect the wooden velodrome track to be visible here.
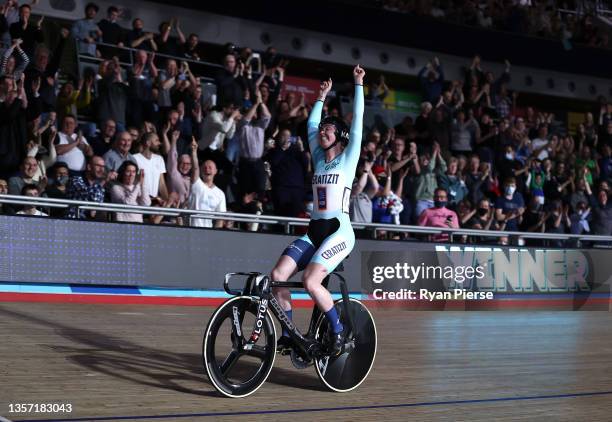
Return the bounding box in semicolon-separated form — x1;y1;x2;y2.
1;302;612;421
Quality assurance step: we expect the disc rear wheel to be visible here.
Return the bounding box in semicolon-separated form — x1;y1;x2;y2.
314;298;377;392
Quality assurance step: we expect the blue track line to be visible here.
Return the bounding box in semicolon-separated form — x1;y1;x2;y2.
13;390;612;421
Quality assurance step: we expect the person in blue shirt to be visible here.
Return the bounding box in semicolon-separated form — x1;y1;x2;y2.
271;65;365;355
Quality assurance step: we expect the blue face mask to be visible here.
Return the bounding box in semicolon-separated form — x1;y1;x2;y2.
434;200;447;208
56;175;69;185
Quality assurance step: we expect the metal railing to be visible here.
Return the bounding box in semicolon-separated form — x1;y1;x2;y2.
2;194;612;245
76;40;224;84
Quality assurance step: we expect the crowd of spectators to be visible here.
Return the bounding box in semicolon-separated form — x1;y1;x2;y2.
0;1;611;245
380;0;611;49
348;53;612;244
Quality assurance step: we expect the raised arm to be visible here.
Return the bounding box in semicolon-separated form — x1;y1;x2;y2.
307;78;332;157
345;65;365;167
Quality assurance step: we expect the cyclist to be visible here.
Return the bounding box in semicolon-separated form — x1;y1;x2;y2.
271;65;365;355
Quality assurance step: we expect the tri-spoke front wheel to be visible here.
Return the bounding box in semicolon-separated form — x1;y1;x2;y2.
203;296;277;397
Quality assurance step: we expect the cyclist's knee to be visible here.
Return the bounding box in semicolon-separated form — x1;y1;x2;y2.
271;267;288;282
302;271;325;294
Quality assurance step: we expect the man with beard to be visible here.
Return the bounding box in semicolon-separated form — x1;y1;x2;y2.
66;155;108;219
164;128;197;206
133;132;168;201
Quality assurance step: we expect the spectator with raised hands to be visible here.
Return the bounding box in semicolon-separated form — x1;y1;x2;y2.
25;120;57;182
590;189;612;236
418;56;444;103
188;158;226;228
155;18;185;58
56;78;92;125
127;18;156;51
9;3;42;56
237;87;271;198
127;50;157;127
97;58;128;132
372;163;404;226
0;73;28;176
55;114;93;176
164;130;197;206
414;141;446;219
350;158;379;224
109;160;150;222
71;2;102;57
264;128;309;217
215;53;247;108
366;74;389;105
156;58;179;118
133;131;168;201
450;109;480;156
1;38;29;79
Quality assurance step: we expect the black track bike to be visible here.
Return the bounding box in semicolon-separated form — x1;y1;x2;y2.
202;266;377;397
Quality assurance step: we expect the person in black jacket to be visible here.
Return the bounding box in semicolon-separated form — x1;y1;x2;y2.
214;54;246;108
9;4;43;57
0;76;27;177
264;128;308;217
24;27;69;115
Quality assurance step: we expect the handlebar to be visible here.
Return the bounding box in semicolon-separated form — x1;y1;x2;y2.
223;272;263;296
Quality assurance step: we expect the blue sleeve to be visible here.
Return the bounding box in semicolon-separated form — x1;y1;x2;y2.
495;197;504;210
345;84;364;170
307;99;324;160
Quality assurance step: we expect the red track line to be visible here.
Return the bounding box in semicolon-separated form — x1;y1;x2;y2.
0;292;610;309
0;292;316;307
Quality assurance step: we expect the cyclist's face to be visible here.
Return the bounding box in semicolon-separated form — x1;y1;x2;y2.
319;124;336;148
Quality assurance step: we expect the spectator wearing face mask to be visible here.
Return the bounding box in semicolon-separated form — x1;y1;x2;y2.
495;177;525;232
44;162;70;217
544;200;570;244
417;187;459;242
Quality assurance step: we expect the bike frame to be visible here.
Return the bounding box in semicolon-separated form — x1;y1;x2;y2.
223;269;355;358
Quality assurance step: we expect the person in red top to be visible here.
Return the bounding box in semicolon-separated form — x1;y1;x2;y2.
417;187;459;242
